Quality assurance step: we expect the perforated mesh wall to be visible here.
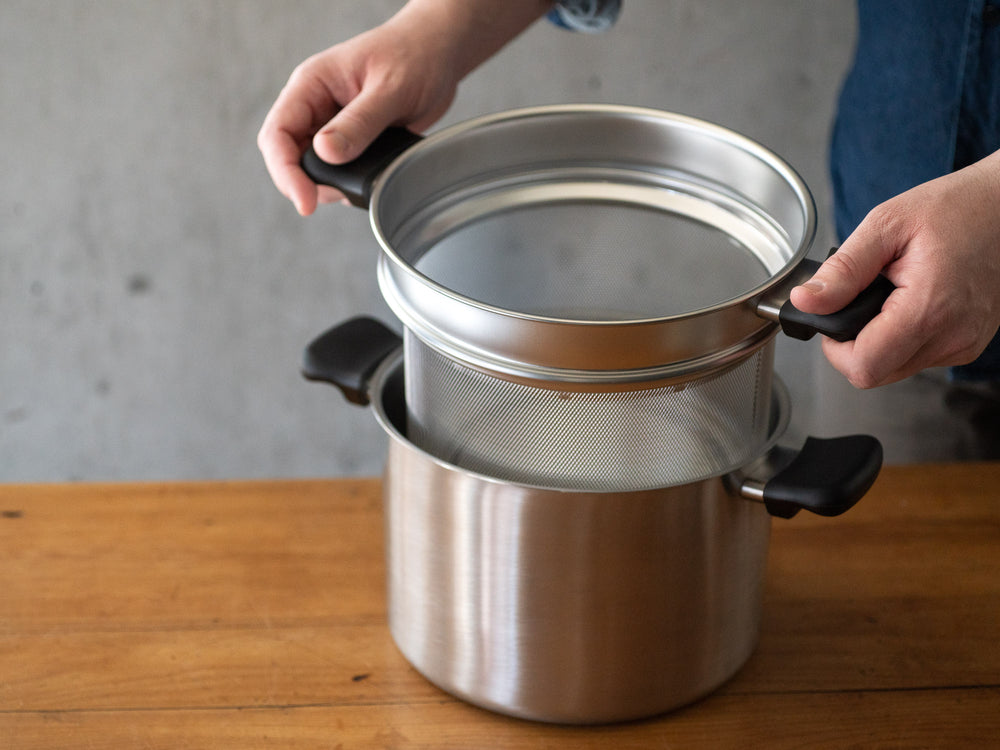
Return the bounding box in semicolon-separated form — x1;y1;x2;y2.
404;331;774;491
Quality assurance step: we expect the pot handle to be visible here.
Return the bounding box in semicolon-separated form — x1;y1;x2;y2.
735;434;883;518
301;316;403;406
757;251;896;342
300;127;424;209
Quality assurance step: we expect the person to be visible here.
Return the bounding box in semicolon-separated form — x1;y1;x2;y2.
258;0;1000;392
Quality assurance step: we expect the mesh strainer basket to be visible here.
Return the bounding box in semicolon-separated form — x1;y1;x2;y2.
302;105;891;491
404;331;775;490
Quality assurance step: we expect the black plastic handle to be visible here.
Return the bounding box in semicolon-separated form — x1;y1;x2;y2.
776;254;896;342
762;435;883;519
300;127;424;209
302;316;403;406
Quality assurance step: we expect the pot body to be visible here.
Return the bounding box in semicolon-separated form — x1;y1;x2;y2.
373;356;771;724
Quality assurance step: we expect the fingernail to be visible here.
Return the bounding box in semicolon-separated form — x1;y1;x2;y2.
318;129;351;159
797;280;825;294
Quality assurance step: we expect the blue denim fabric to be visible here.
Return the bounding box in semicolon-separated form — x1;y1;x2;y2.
547;0;620;33
830;0;1000;380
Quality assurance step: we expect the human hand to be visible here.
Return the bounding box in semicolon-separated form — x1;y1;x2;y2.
257;11;462;215
257;0;553;216
790;153;1000;388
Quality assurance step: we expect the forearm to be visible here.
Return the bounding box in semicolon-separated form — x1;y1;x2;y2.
388;0;554;80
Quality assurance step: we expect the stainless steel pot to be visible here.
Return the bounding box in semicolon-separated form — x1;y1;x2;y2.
302;317;883;724
303;105;893;491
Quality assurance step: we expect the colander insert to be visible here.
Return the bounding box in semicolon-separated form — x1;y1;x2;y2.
358;106;816;489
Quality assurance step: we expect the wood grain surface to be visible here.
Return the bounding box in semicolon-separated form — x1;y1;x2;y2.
2;464;998;748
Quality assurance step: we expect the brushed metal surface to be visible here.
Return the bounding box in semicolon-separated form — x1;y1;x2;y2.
371;356;775;723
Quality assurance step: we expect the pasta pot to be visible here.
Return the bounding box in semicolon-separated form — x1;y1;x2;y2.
300;317;882;724
302;105;893;491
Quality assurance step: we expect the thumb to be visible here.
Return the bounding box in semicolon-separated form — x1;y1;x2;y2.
790;233;892;315
312;87;402;164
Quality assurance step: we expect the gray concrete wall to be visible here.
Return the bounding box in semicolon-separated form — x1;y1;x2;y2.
3;1;949;482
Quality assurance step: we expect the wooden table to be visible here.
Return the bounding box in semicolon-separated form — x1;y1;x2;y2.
2;464;998;748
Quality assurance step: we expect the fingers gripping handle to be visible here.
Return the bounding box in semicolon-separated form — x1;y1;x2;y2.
300;127;424;209
759;251;896;342
780;262;896;342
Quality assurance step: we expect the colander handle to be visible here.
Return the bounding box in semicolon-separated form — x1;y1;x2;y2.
737;434;883;518
302;316;403;405
300;127;424;209
759;250;896;342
